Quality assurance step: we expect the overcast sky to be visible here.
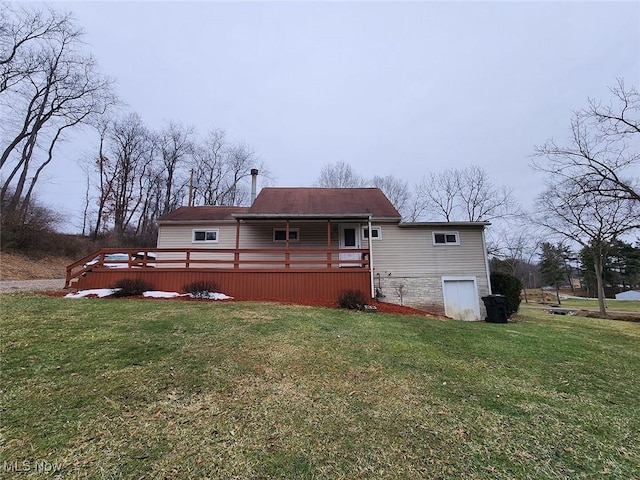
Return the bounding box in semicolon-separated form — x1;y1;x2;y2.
31;1;640;232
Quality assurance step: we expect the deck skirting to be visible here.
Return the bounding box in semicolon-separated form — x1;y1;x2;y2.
72;268;372;302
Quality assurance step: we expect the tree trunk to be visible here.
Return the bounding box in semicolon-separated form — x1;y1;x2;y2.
593;250;607;316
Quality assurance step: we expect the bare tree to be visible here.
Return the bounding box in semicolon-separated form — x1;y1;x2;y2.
79;160;92;236
371;174;411;218
0;4;115;224
411;170;458;221
191;129;264;206
93;113;154;238
315;161;366;188
220;143;258;206
412;165;520;222
1;2;69;90
134;164;163;243
157;121;193;214
90;116;114;238
458;166;519;221
534;79;640;204
489;226;544;303
191;128;226;205
535;178;639;315
491;226;543;276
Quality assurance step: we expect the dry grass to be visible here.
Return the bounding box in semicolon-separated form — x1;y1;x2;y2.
0;251;72;280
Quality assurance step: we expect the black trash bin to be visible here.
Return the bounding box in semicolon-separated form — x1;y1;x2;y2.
482;294;508;323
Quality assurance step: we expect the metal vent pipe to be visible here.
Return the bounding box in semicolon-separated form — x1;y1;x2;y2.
250;169;259;204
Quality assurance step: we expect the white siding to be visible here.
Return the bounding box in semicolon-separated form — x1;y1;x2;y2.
369;224;489;315
370;225;488;278
157;223;239;249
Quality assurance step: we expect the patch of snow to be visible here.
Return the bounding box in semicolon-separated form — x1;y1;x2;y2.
187;292;233;300
143;291;182;298
64;289;233;300
65;288;120;298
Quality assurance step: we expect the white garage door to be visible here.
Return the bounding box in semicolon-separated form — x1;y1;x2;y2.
442;277;480;321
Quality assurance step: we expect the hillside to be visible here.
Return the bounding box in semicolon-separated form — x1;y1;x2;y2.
0;252;73;280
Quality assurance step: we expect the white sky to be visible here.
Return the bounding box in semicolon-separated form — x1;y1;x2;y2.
28;1;640;232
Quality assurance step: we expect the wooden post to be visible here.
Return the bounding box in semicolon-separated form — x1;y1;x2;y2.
235;220;240;268
285;220;290;268
326;220;332;269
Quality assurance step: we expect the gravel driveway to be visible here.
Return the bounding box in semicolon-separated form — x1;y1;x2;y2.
0;278;66;293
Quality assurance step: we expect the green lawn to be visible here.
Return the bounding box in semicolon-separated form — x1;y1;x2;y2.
547;297;640;313
1;294;639;479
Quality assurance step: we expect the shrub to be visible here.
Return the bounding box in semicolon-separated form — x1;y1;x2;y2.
112;278;154;297
490;272;523;316
183;280;220;298
1;190;61;253
338;289;368;310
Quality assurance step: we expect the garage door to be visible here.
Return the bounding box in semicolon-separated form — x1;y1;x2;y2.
442;277;480;321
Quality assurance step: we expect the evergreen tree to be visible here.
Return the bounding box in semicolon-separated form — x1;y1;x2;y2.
539;242;565;304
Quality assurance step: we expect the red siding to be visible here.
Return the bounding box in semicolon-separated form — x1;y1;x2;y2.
72;269;371;302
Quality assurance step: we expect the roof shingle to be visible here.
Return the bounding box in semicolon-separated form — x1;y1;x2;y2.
245;188;401;218
158;188;401;222
158;206;249;222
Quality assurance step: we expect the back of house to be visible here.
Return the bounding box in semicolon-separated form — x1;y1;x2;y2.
155;187;491;320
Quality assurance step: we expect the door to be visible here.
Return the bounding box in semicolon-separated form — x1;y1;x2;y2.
442;277;480;321
339;223;361;267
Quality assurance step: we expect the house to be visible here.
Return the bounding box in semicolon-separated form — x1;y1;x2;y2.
66;182;491;320
615;290;640;300
156;185;491;320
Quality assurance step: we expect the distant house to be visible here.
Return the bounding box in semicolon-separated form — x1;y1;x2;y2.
68;181;492;320
615;290;640;300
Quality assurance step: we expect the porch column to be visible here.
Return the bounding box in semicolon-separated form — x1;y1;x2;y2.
326;220;332;269
235;219;240;269
368;216;375;299
285;219;290;268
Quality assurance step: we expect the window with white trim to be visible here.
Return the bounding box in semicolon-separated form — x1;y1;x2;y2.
362;226;382;240
433;231;459;245
192;229;219;243
273;228;299;242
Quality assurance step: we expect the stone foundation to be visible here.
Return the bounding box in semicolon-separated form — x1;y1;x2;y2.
375;276;443;310
375;274;488;318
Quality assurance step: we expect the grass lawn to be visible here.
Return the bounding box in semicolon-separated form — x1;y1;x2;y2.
1;295;639;479
549;298;640;313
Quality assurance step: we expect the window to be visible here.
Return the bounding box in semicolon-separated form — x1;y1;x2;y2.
362;226;382;240
273;228;299;242
192;229;219;243
433;231;459;245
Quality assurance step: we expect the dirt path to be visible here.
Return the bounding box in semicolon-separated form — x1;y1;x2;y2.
0;279;66;293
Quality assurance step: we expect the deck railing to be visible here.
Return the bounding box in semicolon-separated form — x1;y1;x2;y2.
66;247;370;288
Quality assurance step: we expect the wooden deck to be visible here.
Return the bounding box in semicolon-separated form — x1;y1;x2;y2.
67;248;373;302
